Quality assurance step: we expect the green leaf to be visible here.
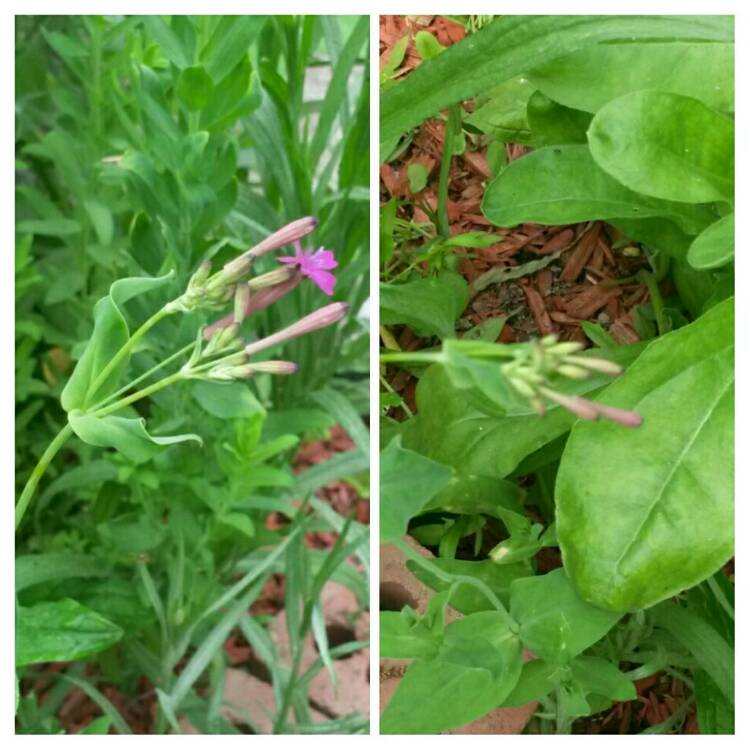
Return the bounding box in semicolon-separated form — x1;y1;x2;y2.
528;41;734;114
588;91;734;203
382;659;495;734
423;472;523;518
16;599;123;666
688;213;734;270
380;271;468;339
200;58;259;132
69;411;202;464
309;15;368;169
570;656;636;702
526;90;590;145
79;716;113;735
407;163;428;193
144;16;191;68
382;611;522;734
16;554;108;592
464;77;536;143
381;15;733;155
192;381;266;419
219;512;255;539
16;218;81;236
61;272;175;412
83;199;114;246
694;669;734;733
610;217;693;259
175;66;214;111
201;16;267;83
97;512;166;554
380;436;452;543
502;659;559;706
557;299;734;611
380;611;440;660
652;602;733;705
402;364;577;478
482;145;716;233
510;569;621;664
414;31;445;61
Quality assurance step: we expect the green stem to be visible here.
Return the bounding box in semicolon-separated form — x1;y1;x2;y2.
393;538;516;629
437;105;462;238
380;351;442;365
91;371;185;419
16;423;74;531
637;270;669;337
83;307;172;408
90;342;195;412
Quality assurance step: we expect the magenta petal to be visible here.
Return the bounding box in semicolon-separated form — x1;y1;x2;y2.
278;255;297;264
308;269;336;296
311;248;337;270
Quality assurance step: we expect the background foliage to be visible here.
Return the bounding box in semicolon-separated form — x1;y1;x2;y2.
16;14;369;734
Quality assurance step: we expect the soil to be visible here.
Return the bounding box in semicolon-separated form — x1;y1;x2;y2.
379;14;698;735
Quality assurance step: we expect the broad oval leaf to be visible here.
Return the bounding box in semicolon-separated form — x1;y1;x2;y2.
380;436;452;543
482;146;715;233
688;213;734;270
557;299;734;611
61;272;175;412
529;41;734;114
588;91;734;204
380;271;468;340
381;14;733;155
69;411;202;465
510;569;622;665
16;599;123;666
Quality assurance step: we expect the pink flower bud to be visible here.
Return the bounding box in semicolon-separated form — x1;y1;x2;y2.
539;387;600;421
222;216;318;276
590;403;643;428
249;360;299;375
244;302;349;357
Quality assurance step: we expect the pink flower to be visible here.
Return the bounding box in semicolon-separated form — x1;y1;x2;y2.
278;241;337;296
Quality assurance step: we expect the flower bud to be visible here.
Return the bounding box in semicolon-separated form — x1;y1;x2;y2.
234;285;250;325
202;273;302;340
222;216;318;276
590;403;643;428
188;260;212;289
247;266;296;291
565;355;623;377
538;387;600;421
248;360;299;375
556;364;591;380
244;302;349;357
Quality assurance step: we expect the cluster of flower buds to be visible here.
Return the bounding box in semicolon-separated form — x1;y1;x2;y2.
503;336;642;427
165;217;320;314
182;301;349;384
168;216;347;384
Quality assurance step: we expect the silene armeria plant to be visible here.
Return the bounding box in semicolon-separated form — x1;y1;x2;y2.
15;217;348;530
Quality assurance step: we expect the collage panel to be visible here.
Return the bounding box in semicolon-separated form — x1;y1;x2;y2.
379;14;734;735
14;14;370;734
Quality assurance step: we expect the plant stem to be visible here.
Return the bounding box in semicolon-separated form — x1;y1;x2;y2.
83;307;172;407
90;342;195;412
437;105;462;238
15;423;74;530
91;371;186;418
379;351;442;365
393;538;517;630
637;270;669;336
